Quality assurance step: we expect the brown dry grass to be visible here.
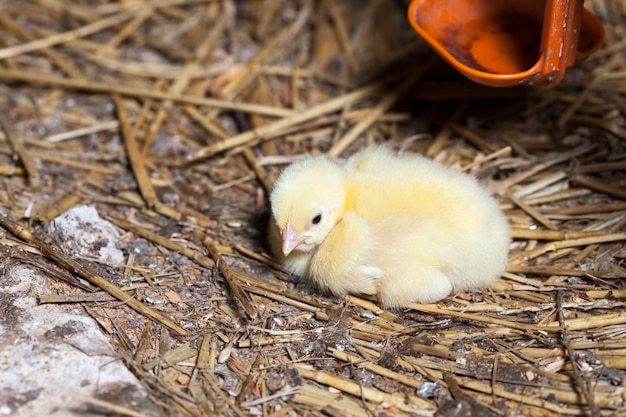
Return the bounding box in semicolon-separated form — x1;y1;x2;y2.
1;0;626;416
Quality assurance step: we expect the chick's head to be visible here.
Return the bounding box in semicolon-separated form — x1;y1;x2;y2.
270;157;346;256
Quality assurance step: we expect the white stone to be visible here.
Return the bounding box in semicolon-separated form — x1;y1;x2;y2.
48;205;124;264
0;266;159;416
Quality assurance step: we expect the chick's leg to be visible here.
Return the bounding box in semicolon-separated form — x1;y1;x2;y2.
370;218;454;308
377;268;452;309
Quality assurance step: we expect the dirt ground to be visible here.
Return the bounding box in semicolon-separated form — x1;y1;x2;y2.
1;1;626;416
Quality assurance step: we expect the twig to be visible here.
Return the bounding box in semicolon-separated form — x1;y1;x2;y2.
451;124;499;153
39;292;116;304
426;103;468;158
0;69;293;118
0;15;83;78
557;290;598;416
329;347;432;391
343;295;398;322
297;368;435;414
0;6;140;60
240;387;300;408
203;238;257;318
572;175;626;200
490;145;594;195
509;228;607;241
511;171;568;199
45;120;119;143
0;114;37;179
113;94;158;208
234;244;288;272
510;233;626;263
557;57;619;127
71;393;153;417
26;149;119;174
460;146;512;172
142;342;198;371
406;358;585;413
408;303;562;333
442;373;501;417
242;148;274;194
222;4;312;97
539;201;626;215
324;0;359;76
509;194;558;231
191;79;388;159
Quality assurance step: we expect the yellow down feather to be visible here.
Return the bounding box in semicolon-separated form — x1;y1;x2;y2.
269;146;510;308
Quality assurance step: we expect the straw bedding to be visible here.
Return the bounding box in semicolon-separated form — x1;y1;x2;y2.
0;1;625;415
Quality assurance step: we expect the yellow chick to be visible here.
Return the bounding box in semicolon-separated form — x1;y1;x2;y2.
269;146;510;308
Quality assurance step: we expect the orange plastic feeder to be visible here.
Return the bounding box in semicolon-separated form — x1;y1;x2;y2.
408;0;605;87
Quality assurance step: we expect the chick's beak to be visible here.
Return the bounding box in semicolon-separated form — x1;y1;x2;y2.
281;222;305;256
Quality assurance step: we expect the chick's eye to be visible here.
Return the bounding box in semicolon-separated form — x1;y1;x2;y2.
311;214;322;225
